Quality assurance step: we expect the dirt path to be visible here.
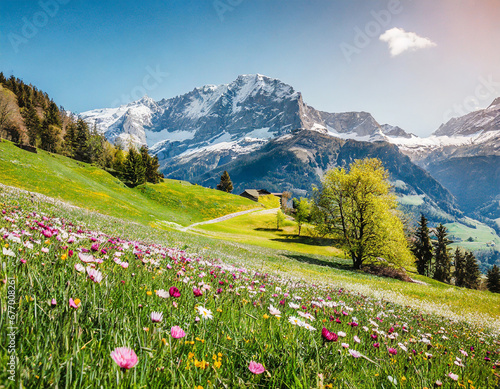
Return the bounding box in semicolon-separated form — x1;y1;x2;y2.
180;207;279;231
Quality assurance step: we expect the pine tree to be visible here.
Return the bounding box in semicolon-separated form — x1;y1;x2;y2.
124;147;146;187
413;214;433;276
22;104;41;147
463;251;480;289
74;119;90;162
44;100;62;127
453;248;466;287
63;122;78;157
432;224;452;283
39;120;61;153
486;265;500;293
140;146;162;184
216;171;233;193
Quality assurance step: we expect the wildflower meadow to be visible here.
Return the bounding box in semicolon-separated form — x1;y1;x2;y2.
0;187;499;388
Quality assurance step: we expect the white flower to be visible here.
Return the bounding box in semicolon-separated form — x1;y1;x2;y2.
268;305;281;317
354;336;361;343
23;241;33;250
338;331;347;337
150;311;163;322
288;302;300;309
2;247;15;257
303;323;316;331
86;266;103;283
156;289;170;298
288;316;305;327
349;349;361;358
74;264;85;272
387;376;398;385
298;311;315;321
196;306;213;320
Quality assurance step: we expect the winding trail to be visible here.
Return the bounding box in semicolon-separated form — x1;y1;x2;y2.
180;207;280;231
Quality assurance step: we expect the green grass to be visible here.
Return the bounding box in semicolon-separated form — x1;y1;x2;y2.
0;190;499;388
445;218;500;251
195;209;345;257
0;140;258;226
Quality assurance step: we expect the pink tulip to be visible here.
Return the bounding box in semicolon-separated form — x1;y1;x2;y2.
171;326;186;338
248;361;265;374
110;347;138;369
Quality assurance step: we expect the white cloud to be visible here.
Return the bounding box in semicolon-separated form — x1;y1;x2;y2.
379;27;436;56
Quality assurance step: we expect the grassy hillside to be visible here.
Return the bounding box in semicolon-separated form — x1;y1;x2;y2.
0;139;259;226
0;185;499;388
195;209;345;257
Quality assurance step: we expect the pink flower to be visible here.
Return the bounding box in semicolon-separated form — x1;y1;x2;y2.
388;348;398;355
20;259;27;264
41;230;52;238
248;361;265;374
69;298;80;309
169;286;181;298
120;262;129;269
448;372;458;381
51;298;57;306
321;328;338;342
193;288;203;297
171;326;186;338
110;347;138;369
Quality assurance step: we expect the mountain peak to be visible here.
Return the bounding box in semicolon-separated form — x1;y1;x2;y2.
487;97;500;110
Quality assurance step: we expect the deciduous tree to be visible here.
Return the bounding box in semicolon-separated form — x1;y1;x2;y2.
312;158;413;269
294;197;310;236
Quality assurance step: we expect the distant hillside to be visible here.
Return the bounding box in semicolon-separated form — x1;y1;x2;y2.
0;140;259;227
184;130;460;218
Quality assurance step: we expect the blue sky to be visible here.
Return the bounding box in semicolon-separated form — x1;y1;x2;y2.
1;0;500;136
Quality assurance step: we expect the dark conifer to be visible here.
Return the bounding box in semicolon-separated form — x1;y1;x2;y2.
486;265;500;293
432;224;452;283
453;248;466;287
124;147;146;187
216;171;233;193
413;214;433;276
463;251;481;289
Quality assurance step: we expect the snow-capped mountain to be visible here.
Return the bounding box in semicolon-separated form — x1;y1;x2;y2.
388;98;500;163
79;74;412;164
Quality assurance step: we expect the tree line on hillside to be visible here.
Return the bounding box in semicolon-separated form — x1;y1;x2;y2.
413;214;500;293
219;160;500;294
0;72;163;188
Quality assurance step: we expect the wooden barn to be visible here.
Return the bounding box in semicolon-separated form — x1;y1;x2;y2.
239;189;282;204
